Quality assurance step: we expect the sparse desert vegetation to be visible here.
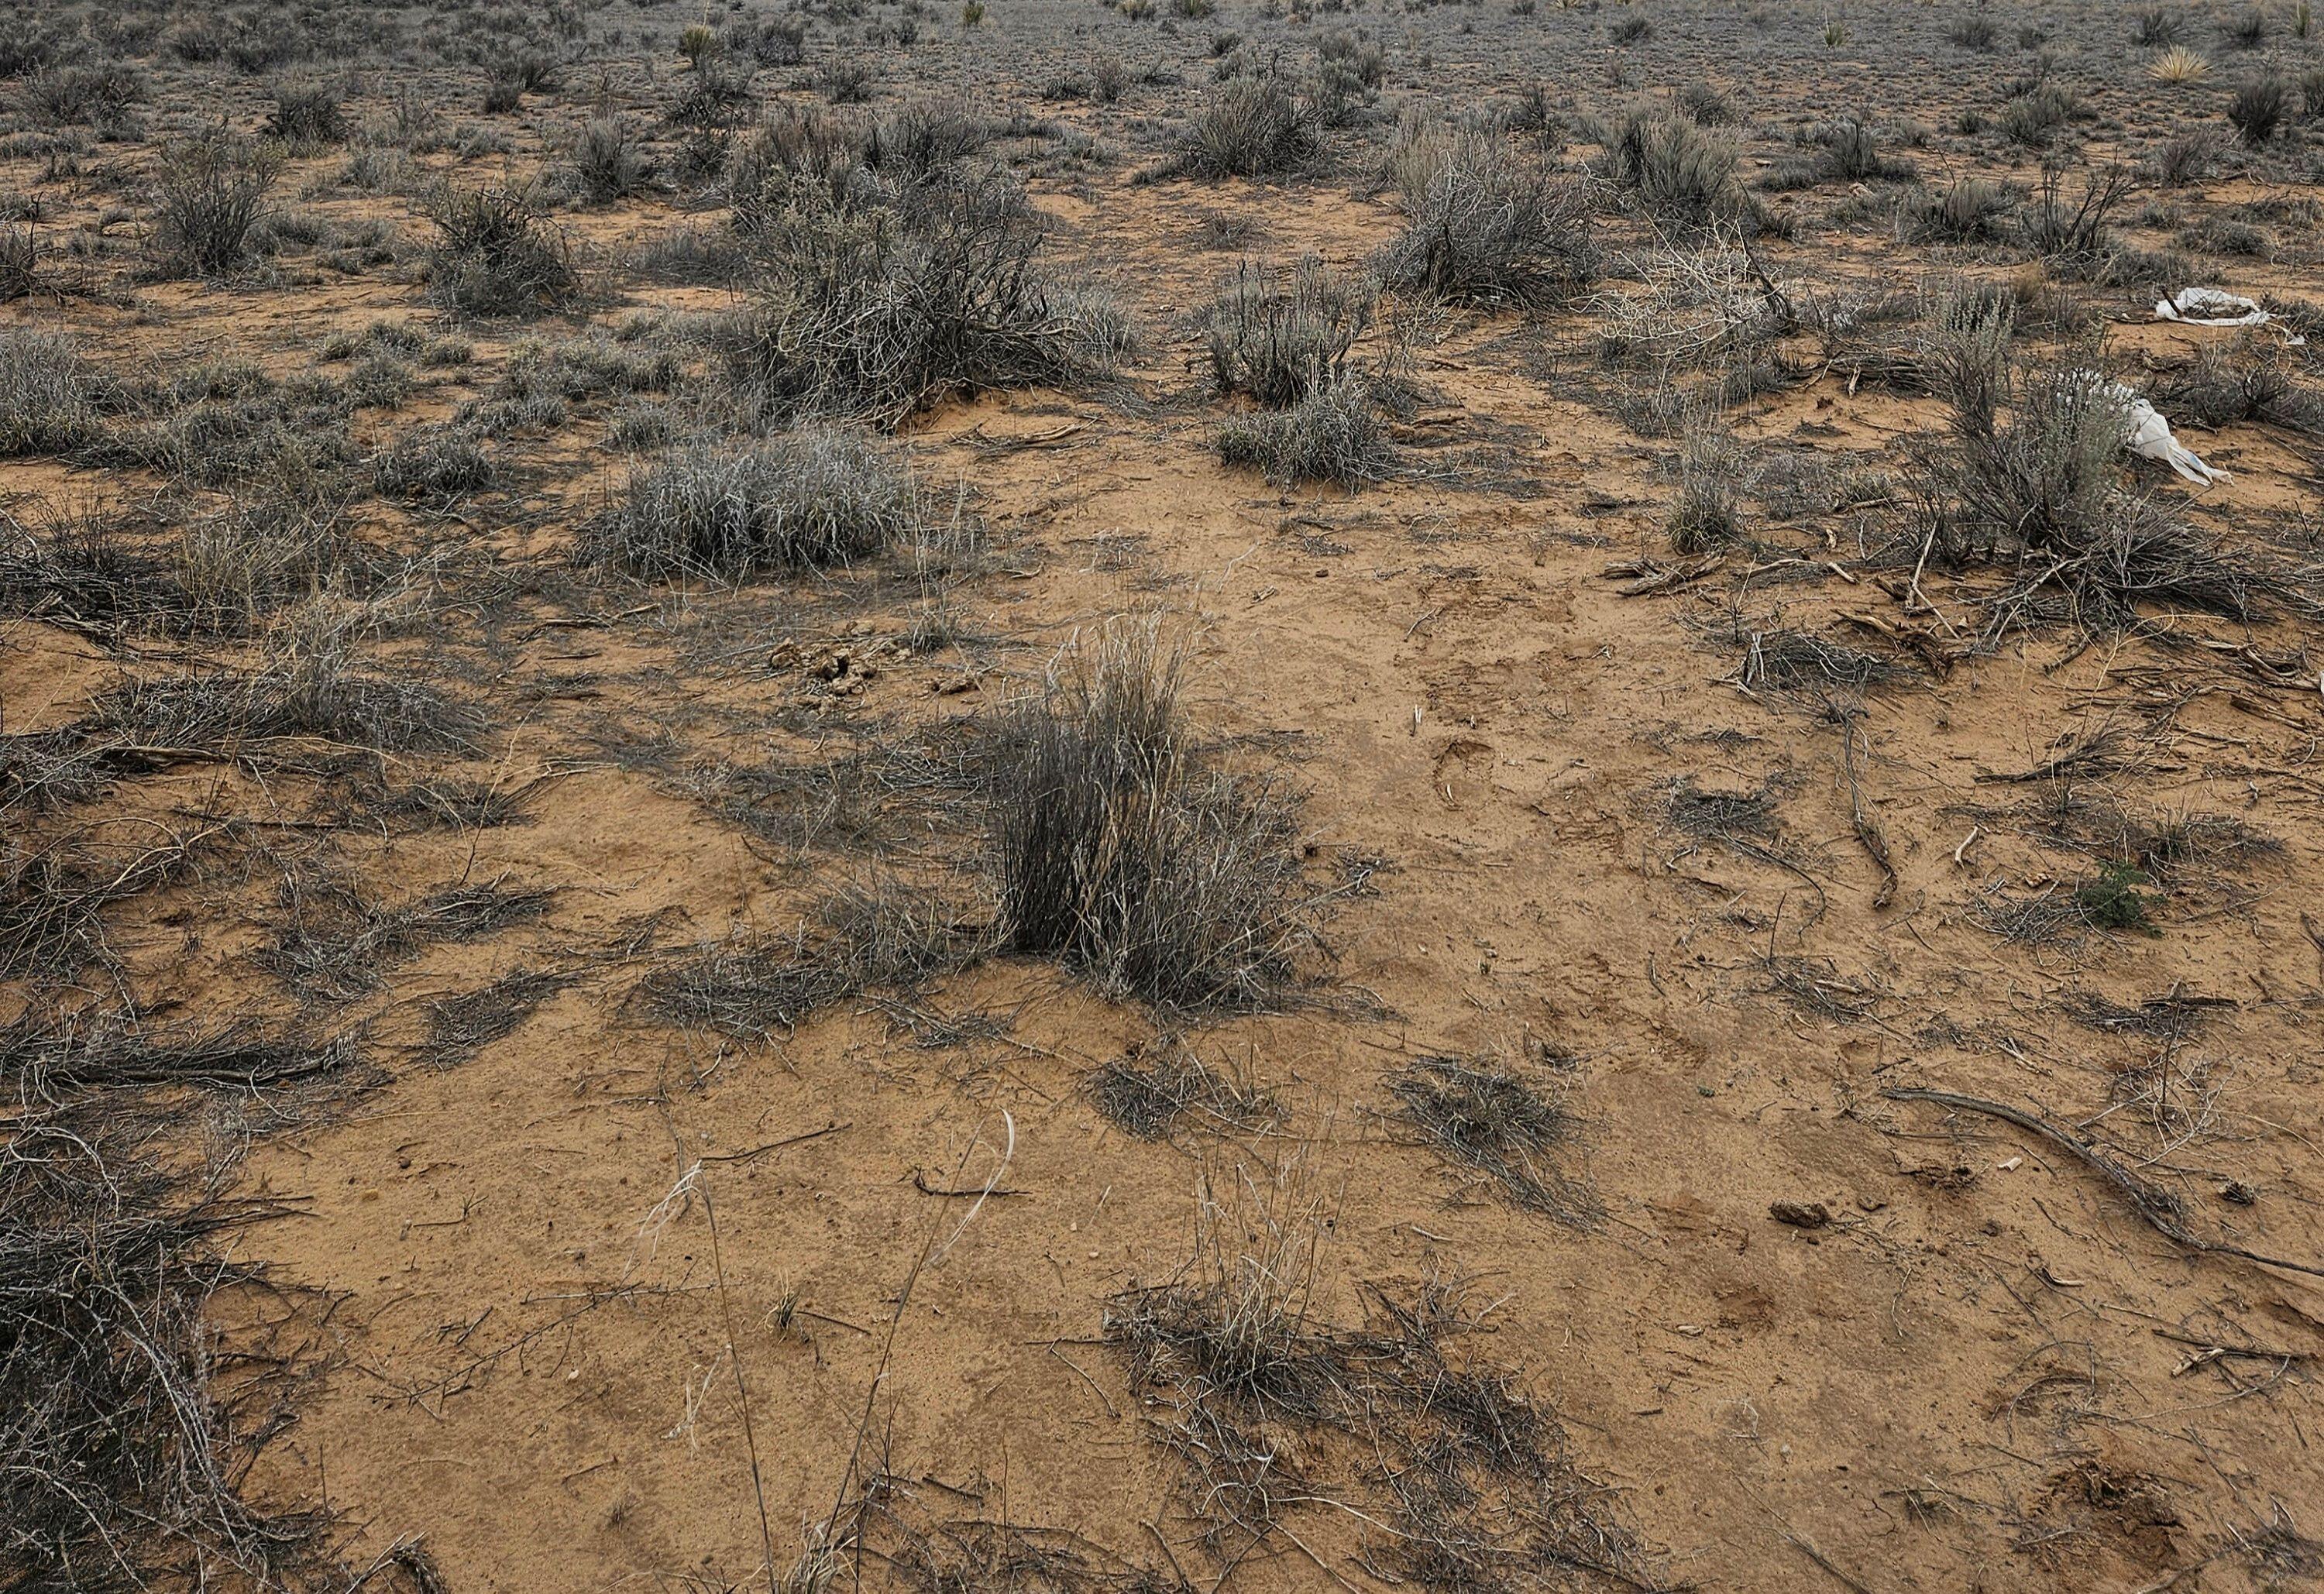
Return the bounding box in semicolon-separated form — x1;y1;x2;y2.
5;2;2324;1592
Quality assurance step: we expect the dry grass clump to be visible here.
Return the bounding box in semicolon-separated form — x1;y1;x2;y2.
579;427;922;579
727;167;1125;428
2150;45;2211;84
260;865;552;1003
1105;1172;1652;1585
424;186;577;318
93;621;482;754
0;330;105;458
1203;255;1373;406
1666;408;1745;552
1090;1037;1280;1139
1216;374;1387;489
1388;1053;1600;1225
2226;76;2291;145
172;468;359;632
0;503;194;640
985;622;1311;1012
1375;120;1597;306
1;1124;321;1589
263;81;346;147
372;424;493;503
1903;176;2016;242
2161;334;2324;435
424;969;575;1067
643;876;975;1041
4;1018;357;1098
0;833;205;980
1178;66;1320;178
569;116;652;202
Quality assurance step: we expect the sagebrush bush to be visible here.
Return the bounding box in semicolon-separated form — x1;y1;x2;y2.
21;62;143;127
1181;68;1319;177
1999;84;2077;146
425;187;577;318
1204;256;1373;406
1375;122;1597;305
1915;290;2259;629
1595;105;1749;228
570;118;651;202
1216;373;1386;487
579;427;921;577
728;170;1124;427
481;45;559;113
986;622;1308;1011
2152;127;2226;187
865;94;993;179
727;15;806;65
153;136;281;277
265;81;346;146
727;105;874;235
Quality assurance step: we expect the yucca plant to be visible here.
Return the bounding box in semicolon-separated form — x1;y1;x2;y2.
2150;45;2209;83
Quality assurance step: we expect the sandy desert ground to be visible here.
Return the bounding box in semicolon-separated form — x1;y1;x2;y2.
5;1;2324;1590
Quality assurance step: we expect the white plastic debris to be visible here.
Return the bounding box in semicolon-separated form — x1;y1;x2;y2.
2116;385;2230;486
2154;286;2270;328
2070;369;2232;487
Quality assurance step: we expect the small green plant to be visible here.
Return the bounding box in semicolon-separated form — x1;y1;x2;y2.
1822;16;1849;49
679;22;716;66
961;0;986;24
2075;861;2161;935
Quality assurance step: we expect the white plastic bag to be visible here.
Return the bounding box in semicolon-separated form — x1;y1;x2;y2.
2154;287;2269;328
2115;386;2229;486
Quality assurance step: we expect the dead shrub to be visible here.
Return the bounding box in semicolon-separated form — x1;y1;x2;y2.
0;1125;322;1589
1388;1053;1599;1224
153;135;283;277
1204;255;1374;406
